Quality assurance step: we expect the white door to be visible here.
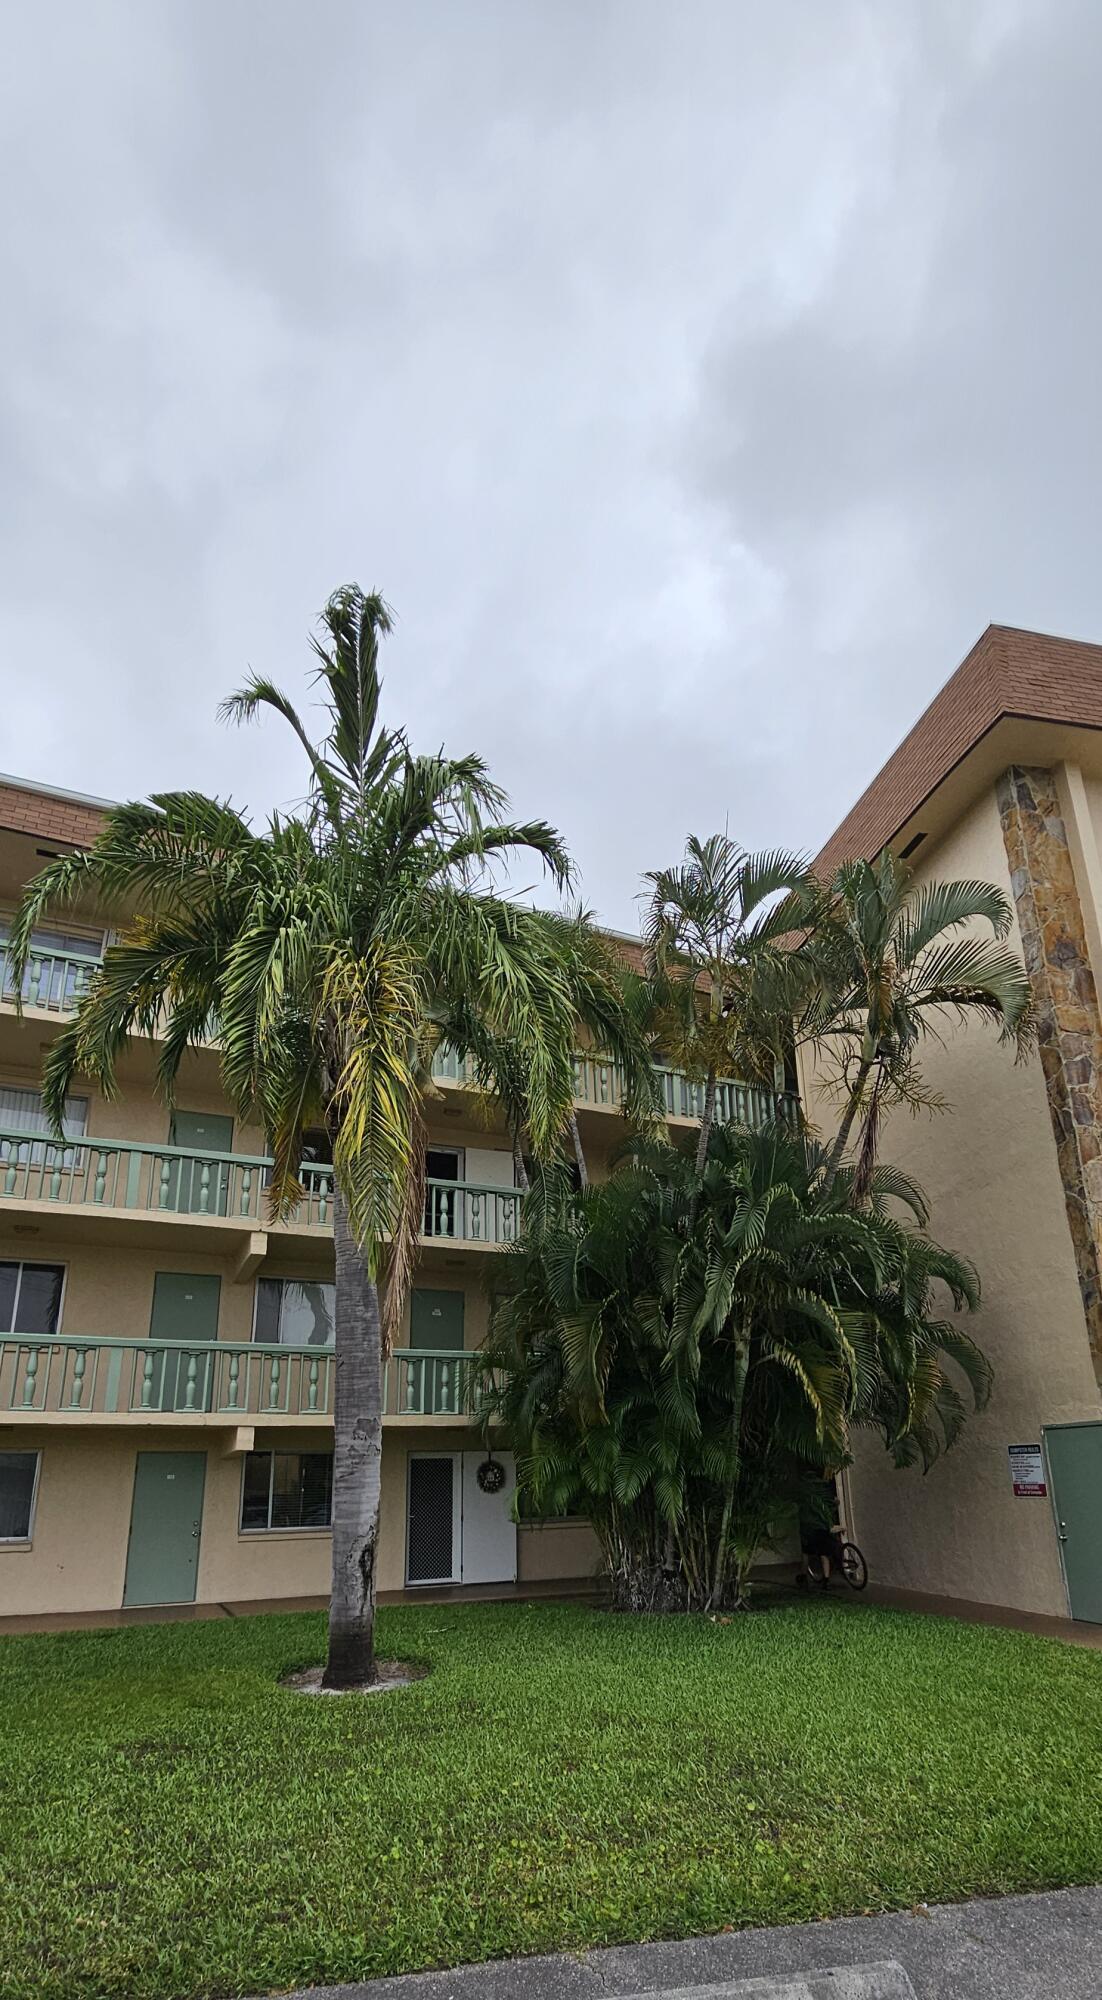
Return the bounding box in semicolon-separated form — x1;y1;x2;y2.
460;1451;517;1585
406;1454;462;1585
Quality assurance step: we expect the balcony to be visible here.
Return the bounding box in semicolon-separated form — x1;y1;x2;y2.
0;1334;476;1430
0;943;101;1015
0;1126;519;1257
0;947;797;1133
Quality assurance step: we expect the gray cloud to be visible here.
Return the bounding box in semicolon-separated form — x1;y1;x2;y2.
2;0;1098;925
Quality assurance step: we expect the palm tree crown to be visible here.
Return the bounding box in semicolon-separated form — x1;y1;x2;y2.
813;850;1034;1189
643;833;819;1167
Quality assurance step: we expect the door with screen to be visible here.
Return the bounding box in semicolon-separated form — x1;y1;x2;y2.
406;1454;460;1584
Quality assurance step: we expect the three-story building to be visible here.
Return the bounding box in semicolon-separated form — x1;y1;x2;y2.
0;774;791;1620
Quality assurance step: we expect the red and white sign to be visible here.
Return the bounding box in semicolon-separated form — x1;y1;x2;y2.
1008;1444;1046;1497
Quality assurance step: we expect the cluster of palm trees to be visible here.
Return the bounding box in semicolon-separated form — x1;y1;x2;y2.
482;835;1031;1614
483;1128;992;1613
9;586;1032;1679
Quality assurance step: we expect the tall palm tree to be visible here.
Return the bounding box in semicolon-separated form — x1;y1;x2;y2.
9;585;651;1687
644;835;819;1169
813;851;1033;1192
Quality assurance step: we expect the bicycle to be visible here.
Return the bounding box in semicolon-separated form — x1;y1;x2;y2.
836;1539;868;1590
796;1532;868;1592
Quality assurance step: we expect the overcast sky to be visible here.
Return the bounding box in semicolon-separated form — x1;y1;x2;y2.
2;1;1100;928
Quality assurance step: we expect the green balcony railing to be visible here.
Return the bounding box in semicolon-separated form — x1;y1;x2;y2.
655;1069;797;1128
0;963;797;1133
0;1127;519;1245
0;1128;274;1220
442;1045;798;1129
0;945;101;1014
0;1333;474;1421
572;1055;797;1129
422;1178;519;1243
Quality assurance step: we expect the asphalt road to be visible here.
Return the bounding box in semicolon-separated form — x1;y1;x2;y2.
263;1886;1102;1999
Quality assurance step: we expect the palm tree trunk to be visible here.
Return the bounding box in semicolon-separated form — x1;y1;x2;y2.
708;1489;734;1610
823;1058;872;1188
323;1185;383;1689
511;1122;530;1193
708;1343;748;1610
694;1068;717;1174
568;1110;588;1188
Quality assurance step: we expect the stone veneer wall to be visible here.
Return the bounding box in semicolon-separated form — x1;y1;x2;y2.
997;765;1102;1383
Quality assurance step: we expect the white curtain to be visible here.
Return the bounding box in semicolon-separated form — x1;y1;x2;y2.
0;1087;87;1139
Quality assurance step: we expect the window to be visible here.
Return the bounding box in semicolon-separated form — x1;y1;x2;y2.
299;1128;333;1167
0;1261;64;1335
0;920;100;958
0;920;102;1008
0;1085;88;1137
0;1451;40;1541
0;1086;87;1169
254;1277;334;1347
240;1451;332;1531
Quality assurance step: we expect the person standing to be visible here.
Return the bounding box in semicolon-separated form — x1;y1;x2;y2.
799;1474;841;1589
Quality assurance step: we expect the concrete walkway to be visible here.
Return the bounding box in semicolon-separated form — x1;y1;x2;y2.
1;1577;1097;1647
261;1887;1102;1999
0;1575;601;1637
834;1584;1102;1651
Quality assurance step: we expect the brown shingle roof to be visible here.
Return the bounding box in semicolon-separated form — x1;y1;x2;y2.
814;624;1102;876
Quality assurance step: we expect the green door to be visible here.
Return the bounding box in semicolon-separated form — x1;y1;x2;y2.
1045;1423;1102;1623
410;1288;465;1415
123;1451;207;1606
168;1111;234;1214
149;1273;221;1411
412;1288;465;1346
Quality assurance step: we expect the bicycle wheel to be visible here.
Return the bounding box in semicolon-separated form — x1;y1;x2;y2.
840;1542;868;1591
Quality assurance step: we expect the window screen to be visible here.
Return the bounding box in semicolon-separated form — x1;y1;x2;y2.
240;1451;333;1530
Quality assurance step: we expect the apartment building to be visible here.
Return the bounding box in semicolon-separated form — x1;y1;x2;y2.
0;775;790;1619
802;625;1102;1626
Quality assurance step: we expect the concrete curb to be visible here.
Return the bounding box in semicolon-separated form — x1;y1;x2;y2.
258;1884;1102;1999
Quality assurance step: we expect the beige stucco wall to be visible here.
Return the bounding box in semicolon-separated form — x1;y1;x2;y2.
517;1517;601;1582
799;785;1102;1616
0;1054;267;1155
0;1428;351;1614
58;1244;257;1343
0;1429;134;1613
0;1427;602;1616
0;1224;500;1351
0;968;631;1619
0;1429;430;1614
197;1430;335;1601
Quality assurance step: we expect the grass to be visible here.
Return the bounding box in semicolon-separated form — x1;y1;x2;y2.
0;1602;1099;1999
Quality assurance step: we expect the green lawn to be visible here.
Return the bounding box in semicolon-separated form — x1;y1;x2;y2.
0;1603;1099;2000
